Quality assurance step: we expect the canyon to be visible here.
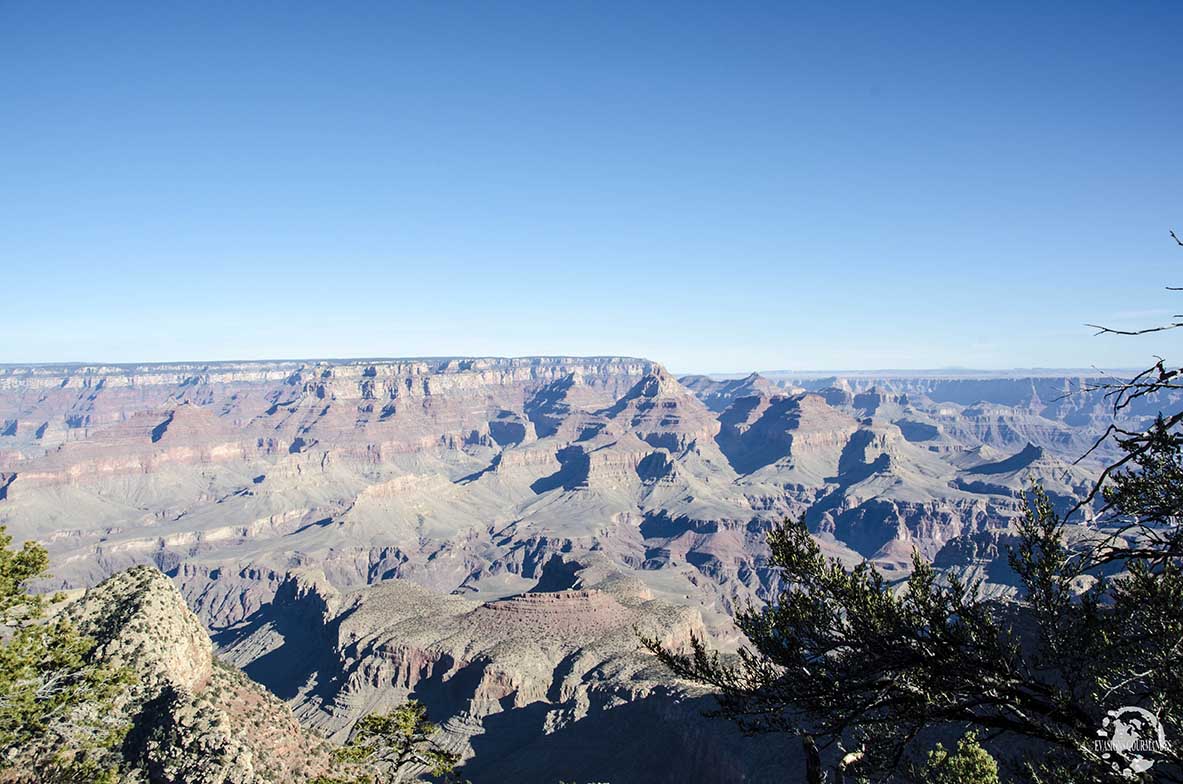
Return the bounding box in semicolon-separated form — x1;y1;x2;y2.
0;356;1170;782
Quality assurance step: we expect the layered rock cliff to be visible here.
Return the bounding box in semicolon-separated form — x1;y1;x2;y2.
0;357;1148;781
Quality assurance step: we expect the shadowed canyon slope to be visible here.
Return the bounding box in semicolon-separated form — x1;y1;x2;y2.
0;357;1171;781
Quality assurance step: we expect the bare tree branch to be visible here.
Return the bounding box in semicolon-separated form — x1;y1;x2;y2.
1085;322;1183;336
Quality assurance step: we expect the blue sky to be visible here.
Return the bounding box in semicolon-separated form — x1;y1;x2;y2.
1;2;1180;373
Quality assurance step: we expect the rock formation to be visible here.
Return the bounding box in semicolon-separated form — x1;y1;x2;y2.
53;566;345;783
1;357;1171;781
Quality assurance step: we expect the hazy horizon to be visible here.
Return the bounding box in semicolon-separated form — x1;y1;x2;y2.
0;353;1147;380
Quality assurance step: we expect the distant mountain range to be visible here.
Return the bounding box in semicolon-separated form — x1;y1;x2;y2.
0;357;1175;782
694;366;1141;379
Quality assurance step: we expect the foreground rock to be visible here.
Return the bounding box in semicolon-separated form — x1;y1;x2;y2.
62;566;344;784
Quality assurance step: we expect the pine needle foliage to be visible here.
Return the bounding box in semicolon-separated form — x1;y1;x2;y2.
336;699;462;783
0;526;132;782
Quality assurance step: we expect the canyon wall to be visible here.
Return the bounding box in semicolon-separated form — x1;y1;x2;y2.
1;357;1161;781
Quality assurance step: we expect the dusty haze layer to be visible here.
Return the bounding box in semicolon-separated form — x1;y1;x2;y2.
0;356;1171;781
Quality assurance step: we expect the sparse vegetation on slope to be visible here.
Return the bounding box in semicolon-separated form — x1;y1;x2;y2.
0;539;358;783
335;700;461;783
0;526;129;782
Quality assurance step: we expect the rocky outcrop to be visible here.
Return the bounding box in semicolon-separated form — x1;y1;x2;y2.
65;566;345;784
677;372;776;413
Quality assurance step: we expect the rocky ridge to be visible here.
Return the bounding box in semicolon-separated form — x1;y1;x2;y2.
23;565;346;784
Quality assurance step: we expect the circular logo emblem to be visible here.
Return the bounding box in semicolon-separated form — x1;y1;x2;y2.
1096;706;1170;778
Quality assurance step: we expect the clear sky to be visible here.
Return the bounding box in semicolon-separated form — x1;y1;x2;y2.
2;2;1181;373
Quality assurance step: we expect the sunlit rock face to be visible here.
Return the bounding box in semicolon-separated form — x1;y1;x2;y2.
59;565;344;784
1;357;1159;781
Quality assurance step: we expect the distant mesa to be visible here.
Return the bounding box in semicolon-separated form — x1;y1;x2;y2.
965;442;1045;475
